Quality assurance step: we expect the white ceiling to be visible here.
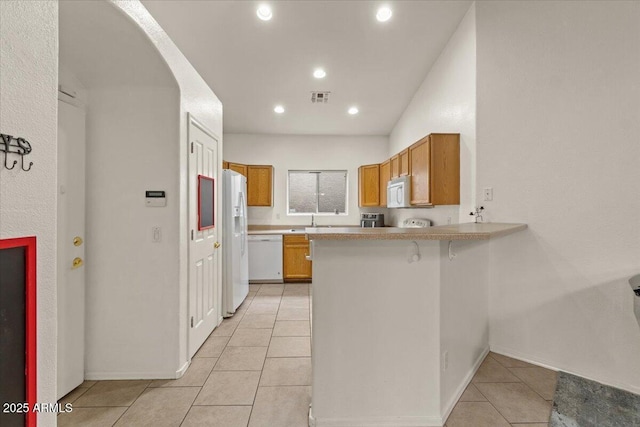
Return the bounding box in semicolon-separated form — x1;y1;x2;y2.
60;1;175;88
141;0;472;136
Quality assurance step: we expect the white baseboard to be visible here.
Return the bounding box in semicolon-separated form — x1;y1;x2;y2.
489;345;559;371
310;416;442;427
309;405;442;427
175;360;190;379
440;346;490;425
309;404;315;427
490;345;640;395
85;370;177;380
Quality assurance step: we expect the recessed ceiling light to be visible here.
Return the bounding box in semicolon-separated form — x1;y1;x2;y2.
256;5;272;21
313;68;326;79
274;105;285;114
376;6;392;22
348;107;359;115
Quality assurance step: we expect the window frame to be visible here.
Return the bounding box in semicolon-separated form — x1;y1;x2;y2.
286;170;349;216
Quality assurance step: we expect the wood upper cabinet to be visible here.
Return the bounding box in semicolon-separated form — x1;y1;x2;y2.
399;148;410;176
283;235;312;282
228;162;248;177
409;133;460;206
379;160;390;207
247;165;273;206
222;161;229;169
390;155;400;179
358;164;380;207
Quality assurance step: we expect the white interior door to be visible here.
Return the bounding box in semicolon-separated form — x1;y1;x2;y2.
188;114;220;358
57;99;86;399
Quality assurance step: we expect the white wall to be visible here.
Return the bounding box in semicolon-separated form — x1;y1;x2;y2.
59;0;223;378
388;4;476;227
224;133;388;227
85;86;180;378
476;1;640;393
312;240;443;425
113;1;224;370
60;0;184;379
0;1;58;425
439;239;490;416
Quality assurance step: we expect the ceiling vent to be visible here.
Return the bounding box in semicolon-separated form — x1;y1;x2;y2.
311;91;331;103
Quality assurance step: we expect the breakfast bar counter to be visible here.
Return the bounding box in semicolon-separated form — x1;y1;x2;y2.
307;222;527;427
305;222;526;240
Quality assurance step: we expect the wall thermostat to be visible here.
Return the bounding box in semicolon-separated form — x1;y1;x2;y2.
145;190;166;207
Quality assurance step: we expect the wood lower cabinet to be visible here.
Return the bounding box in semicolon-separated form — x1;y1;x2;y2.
379;160;390;207
283;235;312;282
247;165;273;206
229;162;248;177
409;133;460;206
358;164;380;207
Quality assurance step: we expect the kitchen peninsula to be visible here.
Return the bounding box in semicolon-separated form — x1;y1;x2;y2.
306;222;526;427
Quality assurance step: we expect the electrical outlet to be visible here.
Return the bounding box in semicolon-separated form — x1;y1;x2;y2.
152;226;161;243
447;217;452;225
442;351;449;371
483;187;493;201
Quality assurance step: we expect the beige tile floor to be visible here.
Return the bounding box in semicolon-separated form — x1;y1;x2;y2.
58;283;312;427
445;352;557;427
58;282;557;427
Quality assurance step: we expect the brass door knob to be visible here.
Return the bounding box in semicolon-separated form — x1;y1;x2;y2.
72;257;84;269
73;236;83;246
214;242;221;249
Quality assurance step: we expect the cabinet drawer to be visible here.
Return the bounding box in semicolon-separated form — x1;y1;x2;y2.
284;234;308;244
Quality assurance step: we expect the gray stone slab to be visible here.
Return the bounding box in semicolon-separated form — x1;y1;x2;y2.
550;371;640;427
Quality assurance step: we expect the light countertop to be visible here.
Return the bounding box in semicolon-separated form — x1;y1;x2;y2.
305;222;527;241
247;225;357;235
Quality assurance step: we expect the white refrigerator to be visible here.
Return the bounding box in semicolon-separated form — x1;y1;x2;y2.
222;169;249;317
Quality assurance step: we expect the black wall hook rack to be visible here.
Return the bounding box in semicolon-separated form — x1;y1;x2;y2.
1;133;34;171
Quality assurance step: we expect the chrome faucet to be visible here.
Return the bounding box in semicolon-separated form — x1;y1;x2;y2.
311;214;316;227
469;206;485;223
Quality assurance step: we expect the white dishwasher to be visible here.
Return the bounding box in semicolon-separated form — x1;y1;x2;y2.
248;234;283;283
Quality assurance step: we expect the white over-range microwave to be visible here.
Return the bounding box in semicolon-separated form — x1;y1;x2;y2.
387;176;411;208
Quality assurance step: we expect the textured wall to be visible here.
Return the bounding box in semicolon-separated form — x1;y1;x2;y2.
388;4;476;226
112;0;224;371
84;86;180;379
0;1;58;425
477;1;640;393
440;239;490;416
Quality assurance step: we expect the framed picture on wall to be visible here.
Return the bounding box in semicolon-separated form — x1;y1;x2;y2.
198;175;215;230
